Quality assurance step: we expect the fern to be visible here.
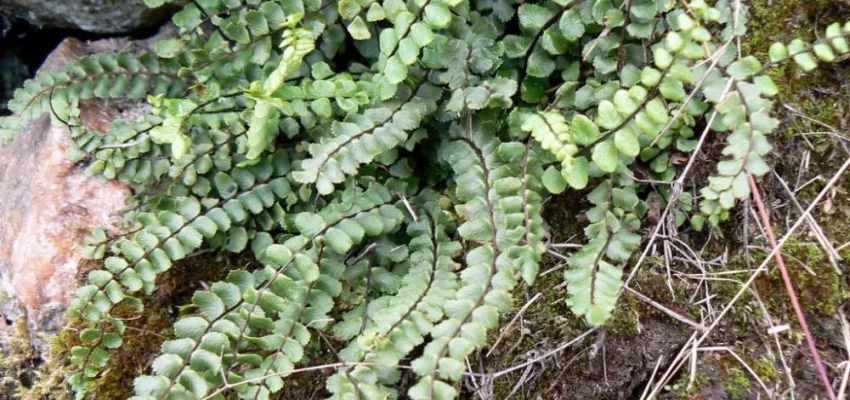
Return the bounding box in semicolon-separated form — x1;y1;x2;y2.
328;192;461;399
131;184;404;399
0;51;186;144
292;82;441;194
2;0;850;397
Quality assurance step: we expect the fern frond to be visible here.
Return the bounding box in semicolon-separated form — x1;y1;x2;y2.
496;140;548;284
130;185;405;399
68;155;296;390
0;52;186;143
328;193;461;399
445;77;517;113
564;180;642;326
293;83;441;194
368;0;461;88
406;117;546;399
698;20;850;225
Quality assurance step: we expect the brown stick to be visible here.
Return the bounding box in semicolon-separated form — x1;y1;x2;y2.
748;175;836;400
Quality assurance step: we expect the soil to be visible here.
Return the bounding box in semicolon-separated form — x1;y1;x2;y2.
547;319;690;400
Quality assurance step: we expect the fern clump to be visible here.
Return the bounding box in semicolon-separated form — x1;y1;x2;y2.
2;0;849;398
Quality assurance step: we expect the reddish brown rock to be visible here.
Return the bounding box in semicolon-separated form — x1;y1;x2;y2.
0;38;134;333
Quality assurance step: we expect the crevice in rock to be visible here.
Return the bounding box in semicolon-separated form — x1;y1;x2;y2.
0;14;171;115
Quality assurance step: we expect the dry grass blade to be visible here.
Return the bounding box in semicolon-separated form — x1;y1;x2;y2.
642;155;850;398
492;328;598;378
771;169;842;272
748;174;837;400
486;293;542;357
836;310;850;400
622;285;707;331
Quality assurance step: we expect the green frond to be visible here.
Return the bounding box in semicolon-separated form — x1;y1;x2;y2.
564;180;642;326
405;119;547;398
0;51;186;144
698;20;850;226
129;185;404;399
67;155;296;390
3;0;846;396
328;193;461;399
369;0;463;88
293;83;441;194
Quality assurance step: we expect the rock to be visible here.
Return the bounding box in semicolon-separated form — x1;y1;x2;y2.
0;38;137;334
0;0;172;34
0;48;30;114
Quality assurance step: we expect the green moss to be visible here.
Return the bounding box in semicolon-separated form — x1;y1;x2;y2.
84;253;242;398
482;193;593;399
607;295;642;336
84;303;173;399
755;358;779;382
13;252;238;399
0;317;75;399
607;272;694;337
541;191;587;244
840;245;850;261
788;239;825;264
724;367;752;400
484;262;585;397
749;238;847;317
653;0;850;397
742;0;832;59
742;0;847;146
743;0;842;101
0;317;37;398
17;331;77;400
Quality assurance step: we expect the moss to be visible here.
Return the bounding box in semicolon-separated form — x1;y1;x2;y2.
0;317;38;398
541;190;587;244
750;237;847;317
664;353;775;400
696;238;847;396
16;330;77;400
840;243;850;261
606;294;642;337
606;271;694;337
480;192;595;399
83;303;173;399
707;236;846;339
755;358;779;383
742;0;833;59
0;317;74;399
724;367;752;400
742;0;849;151
0;316;79;400
82;253;242;398
6;251;240;399
483;265;583;399
743;0;839;85
484;190;704;399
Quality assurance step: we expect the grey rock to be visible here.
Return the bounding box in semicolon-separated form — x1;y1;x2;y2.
0;0;173;34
